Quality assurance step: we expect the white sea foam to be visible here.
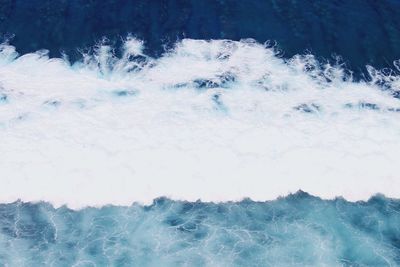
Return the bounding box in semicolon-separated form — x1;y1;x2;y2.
0;38;399;208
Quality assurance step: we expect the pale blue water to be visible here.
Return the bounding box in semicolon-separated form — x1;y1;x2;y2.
0;193;399;266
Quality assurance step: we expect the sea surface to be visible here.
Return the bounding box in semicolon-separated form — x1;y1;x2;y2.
1;0;400;266
1;193;400;266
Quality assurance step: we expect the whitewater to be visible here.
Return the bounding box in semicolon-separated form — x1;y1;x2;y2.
0;37;399;209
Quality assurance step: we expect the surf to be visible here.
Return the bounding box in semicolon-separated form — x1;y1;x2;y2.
0;38;399;208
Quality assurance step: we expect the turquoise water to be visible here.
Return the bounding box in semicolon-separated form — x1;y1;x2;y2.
0;193;399;266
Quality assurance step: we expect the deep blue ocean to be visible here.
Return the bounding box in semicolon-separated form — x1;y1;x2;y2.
2;0;400;73
1;0;400;266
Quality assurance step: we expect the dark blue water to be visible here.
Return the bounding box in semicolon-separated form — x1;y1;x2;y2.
0;193;399;266
1;0;400;71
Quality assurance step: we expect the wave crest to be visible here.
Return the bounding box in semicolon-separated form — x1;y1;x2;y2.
0;38;399;207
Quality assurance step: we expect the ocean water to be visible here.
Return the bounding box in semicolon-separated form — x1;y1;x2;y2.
1;0;400;71
1;0;400;266
1;193;400;266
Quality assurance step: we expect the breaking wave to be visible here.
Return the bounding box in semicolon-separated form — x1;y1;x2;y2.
0;38;399;208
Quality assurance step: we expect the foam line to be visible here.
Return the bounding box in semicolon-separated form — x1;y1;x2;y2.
0;38;399;208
